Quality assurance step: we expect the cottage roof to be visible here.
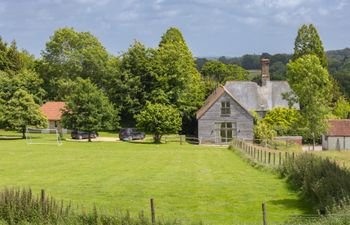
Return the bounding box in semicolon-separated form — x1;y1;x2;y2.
224;80;299;111
196;85;253;120
40;102;65;121
327;119;350;137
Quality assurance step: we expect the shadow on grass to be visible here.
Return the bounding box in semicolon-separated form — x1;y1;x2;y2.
0;136;23;140
268;198;314;215
127;141;162;145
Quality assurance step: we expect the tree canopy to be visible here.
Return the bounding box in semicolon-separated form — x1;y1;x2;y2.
287;54;332;144
293;24;328;68
150;28;205;118
61;78;118;141
3;90;47;138
135;102;182;143
38;28;113;99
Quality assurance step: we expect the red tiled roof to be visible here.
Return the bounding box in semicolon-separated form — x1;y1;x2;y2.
40;102;65;121
327;119;350;136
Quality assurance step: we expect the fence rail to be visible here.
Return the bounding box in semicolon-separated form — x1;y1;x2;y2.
231;139;298;166
163;135;202;145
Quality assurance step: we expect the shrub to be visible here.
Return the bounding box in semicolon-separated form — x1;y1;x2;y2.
279;153;350;210
135;102;182;143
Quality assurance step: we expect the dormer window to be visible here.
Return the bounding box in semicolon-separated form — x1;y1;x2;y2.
221;101;230;116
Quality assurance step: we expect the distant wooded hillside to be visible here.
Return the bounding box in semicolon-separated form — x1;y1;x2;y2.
196;48;350;97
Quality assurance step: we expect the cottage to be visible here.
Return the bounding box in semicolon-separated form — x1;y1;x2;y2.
196;59;299;144
322;119;350;150
40;102;67;133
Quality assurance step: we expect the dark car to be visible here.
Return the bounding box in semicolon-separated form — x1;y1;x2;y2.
71;130;98;140
119;128;145;141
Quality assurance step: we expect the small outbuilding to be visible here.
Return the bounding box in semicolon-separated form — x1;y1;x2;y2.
322;119;350;150
40;102;67;133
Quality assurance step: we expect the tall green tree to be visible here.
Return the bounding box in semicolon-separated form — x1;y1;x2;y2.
151;27;205;118
38;28;113;99
135;102;182;143
3;90;47;138
293;24;328;68
108;41;153;123
61;78;118;142
287;54;332;147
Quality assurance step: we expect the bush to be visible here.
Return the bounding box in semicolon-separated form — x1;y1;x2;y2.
279;153;350;210
135;102;182;143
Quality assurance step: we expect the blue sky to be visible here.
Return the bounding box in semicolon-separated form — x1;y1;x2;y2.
0;0;349;57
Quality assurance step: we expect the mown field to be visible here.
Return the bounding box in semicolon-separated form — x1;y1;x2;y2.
0;132;310;224
313;150;350;168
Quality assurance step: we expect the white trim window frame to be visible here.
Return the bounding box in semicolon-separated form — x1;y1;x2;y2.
221;101;231;116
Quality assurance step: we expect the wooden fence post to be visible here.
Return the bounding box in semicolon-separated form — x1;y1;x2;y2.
41;189;46;213
292;152;295;161
150;198;155;224
279;152;281;165
285;152;288;163
254;148;256;159
180;135;183;145
273;152;276;165
264;151;267;164
268;152;271;164
262;202;267;225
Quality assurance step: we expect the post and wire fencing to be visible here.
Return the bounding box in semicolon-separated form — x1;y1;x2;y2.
230;138;298;167
162;135;202;145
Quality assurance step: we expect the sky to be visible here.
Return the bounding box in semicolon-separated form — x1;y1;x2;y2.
0;0;349;57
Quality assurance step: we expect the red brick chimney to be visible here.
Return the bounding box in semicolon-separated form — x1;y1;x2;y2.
261;58;270;86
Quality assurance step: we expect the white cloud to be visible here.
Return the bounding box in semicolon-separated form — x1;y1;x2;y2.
116;10;139;22
335;0;347;10
247;0;309;9
72;0;111;6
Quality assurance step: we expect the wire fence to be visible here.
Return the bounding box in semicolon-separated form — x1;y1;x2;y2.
230;138;299;167
163;135;202;145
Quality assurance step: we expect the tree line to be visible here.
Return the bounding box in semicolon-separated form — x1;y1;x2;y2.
1;24;349;143
197;47;350;99
0;27;209;141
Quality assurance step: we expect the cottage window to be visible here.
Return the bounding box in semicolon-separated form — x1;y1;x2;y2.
221;101;230;116
215;122;237;143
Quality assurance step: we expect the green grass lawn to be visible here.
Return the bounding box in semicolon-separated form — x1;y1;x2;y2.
0;136;310;224
312;150;350;168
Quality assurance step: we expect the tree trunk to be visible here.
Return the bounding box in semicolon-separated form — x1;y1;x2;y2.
153;134;162;143
88;131;91;142
22;127;26;139
312;132;315;151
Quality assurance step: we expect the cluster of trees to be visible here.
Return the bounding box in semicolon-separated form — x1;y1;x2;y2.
254;24;350;146
0;27;205;142
197;48;350;100
0;38;47;138
200;60;249;97
2;24;350;143
196;53;291;81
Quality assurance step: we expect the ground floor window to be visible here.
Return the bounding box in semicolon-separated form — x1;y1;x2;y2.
215;122;237;143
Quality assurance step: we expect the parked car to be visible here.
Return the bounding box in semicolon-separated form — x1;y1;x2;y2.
71;130;98;140
119;128;145;141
